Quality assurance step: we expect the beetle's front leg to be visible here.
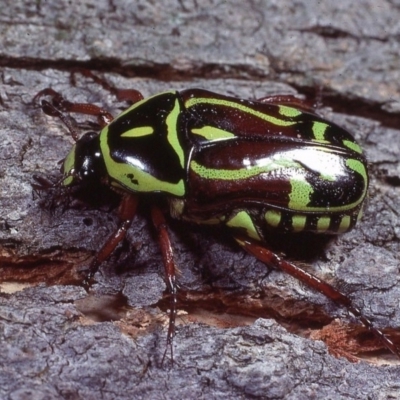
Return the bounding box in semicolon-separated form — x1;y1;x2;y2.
150;206;178;364
34;88;115;131
83;193;139;289
234;235;400;358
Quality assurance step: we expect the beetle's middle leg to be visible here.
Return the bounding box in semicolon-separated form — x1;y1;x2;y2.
234;235;400;357
83;193;139;289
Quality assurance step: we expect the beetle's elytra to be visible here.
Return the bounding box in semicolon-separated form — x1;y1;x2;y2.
34;75;399;361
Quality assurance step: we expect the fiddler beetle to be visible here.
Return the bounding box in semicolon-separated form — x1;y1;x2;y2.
33;73;399;362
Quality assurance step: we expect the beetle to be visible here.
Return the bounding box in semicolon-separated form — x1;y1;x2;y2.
33;75;399;361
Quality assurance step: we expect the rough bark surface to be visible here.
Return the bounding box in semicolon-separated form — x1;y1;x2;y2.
1;1;400;399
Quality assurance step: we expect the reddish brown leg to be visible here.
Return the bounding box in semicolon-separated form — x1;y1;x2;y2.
150;206;178;364
34;88;115;131
235;236;400;358
257;94;315;112
35;75;145;139
71;70;145;104
83;194;139;289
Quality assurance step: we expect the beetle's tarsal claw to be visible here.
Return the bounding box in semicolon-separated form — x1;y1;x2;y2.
82;273;96;292
76;265;96;292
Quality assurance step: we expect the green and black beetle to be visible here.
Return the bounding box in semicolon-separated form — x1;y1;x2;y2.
34;76;398;360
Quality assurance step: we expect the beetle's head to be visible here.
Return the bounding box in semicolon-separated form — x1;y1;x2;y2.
62;132;106;186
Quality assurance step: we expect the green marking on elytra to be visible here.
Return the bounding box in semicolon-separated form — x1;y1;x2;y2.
185;97;297;127
99;125;185;196
227;211;261;240
265;210;281;228
190;158;301;181
317;216;331;232
346;159;368;188
288;179;314;211
292;215;307;232
166;98;185;168
337;215;351;233
121;126;154;138
312;121;329;142
191;126;235;141
62;145;77;186
278;105;302;118
343;140;362;154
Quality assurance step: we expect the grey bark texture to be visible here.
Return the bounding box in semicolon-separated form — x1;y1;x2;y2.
1;1;400;399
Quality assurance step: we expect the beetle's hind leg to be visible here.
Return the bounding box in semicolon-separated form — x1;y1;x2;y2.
234;235;400;358
150;206;179;365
